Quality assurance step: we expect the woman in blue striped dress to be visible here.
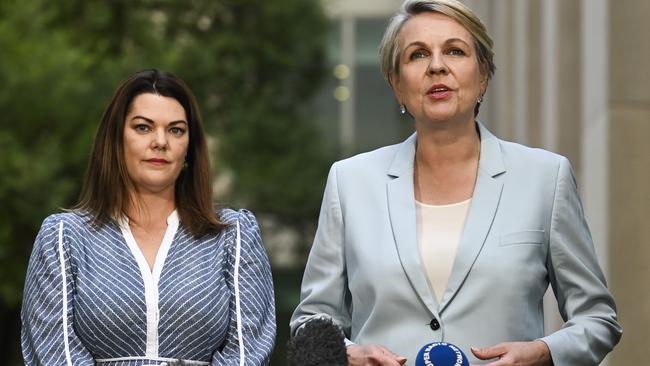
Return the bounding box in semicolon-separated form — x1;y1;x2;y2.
21;69;276;366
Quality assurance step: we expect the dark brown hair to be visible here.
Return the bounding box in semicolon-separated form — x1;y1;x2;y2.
75;69;226;236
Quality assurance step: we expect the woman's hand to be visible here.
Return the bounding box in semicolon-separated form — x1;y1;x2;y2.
470;340;552;366
347;344;408;366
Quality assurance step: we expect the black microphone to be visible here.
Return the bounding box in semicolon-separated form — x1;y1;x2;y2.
415;342;469;366
287;317;348;366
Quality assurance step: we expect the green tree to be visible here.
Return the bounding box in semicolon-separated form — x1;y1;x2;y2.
160;0;333;226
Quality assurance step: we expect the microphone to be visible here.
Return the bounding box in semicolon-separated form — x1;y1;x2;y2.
415;342;469;366
287;317;348;366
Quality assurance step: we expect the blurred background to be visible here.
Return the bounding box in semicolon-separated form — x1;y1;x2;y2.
0;0;647;365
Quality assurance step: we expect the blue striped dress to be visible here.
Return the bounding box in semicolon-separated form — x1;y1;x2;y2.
21;208;276;366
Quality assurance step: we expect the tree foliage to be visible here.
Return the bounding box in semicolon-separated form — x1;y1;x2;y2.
0;0;330;310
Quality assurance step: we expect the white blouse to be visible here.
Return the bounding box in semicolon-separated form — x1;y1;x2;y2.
416;198;471;303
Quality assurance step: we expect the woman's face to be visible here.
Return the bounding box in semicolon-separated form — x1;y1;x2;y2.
391;12;487;127
123;93;189;195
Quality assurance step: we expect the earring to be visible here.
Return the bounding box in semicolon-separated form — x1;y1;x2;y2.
477;95;484;104
400;104;406;115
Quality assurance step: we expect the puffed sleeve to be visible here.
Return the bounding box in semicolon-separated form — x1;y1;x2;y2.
540;157;622;365
21;215;95;365
212;210;276;366
289;163;353;340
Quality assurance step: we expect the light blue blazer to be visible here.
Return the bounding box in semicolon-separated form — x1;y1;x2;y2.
291;122;621;365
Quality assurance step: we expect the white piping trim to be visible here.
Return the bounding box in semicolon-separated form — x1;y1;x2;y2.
234;220;245;366
58;221;73;366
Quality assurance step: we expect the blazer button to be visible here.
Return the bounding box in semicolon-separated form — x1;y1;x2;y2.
429;318;440;330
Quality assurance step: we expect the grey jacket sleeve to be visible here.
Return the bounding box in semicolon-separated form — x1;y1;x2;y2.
541;157;622;365
290;163;353;339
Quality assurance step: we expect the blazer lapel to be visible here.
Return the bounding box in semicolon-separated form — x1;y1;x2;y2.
386;133;440;317
439;122;506;312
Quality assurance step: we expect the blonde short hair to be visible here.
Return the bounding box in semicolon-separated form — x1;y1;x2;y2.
379;0;495;85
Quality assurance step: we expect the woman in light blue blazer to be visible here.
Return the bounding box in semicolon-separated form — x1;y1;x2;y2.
290;1;621;365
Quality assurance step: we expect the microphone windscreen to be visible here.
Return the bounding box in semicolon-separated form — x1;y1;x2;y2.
415;342;469;366
287;317;348;366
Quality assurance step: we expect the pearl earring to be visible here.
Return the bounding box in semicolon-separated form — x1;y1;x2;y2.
400;104;406;115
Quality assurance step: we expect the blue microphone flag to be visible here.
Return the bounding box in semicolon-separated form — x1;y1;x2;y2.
415;342;469;366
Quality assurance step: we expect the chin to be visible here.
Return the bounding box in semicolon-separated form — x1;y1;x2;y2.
422;107;475;125
419;105;453;119
420;114;457;125
134;177;177;193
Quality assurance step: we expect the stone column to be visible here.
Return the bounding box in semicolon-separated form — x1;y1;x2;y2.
607;1;650;364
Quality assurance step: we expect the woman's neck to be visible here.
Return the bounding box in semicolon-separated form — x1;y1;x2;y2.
127;188;176;229
413;118;481;205
415;118;480;168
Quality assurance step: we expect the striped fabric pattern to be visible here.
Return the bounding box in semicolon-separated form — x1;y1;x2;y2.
21;209;276;366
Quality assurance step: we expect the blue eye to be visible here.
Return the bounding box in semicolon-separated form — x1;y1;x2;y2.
409;50;429;60
135;124;150;132
448;48;465;56
170;127;186;136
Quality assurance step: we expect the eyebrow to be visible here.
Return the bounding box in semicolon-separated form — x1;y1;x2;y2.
131;115;188;125
403;41;428;50
446;37;471;47
403;37;471;50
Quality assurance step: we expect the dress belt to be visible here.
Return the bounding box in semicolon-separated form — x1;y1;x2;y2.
95;356;210;365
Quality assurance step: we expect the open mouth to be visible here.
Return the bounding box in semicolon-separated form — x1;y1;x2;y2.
427;84;452;99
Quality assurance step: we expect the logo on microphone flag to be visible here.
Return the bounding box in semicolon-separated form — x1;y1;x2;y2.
416;342;469;366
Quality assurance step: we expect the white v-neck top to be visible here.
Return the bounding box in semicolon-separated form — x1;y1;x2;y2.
119;210;179;358
416;198;471;303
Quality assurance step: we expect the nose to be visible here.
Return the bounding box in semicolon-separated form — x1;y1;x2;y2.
427;52;448;75
151;128;168;150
